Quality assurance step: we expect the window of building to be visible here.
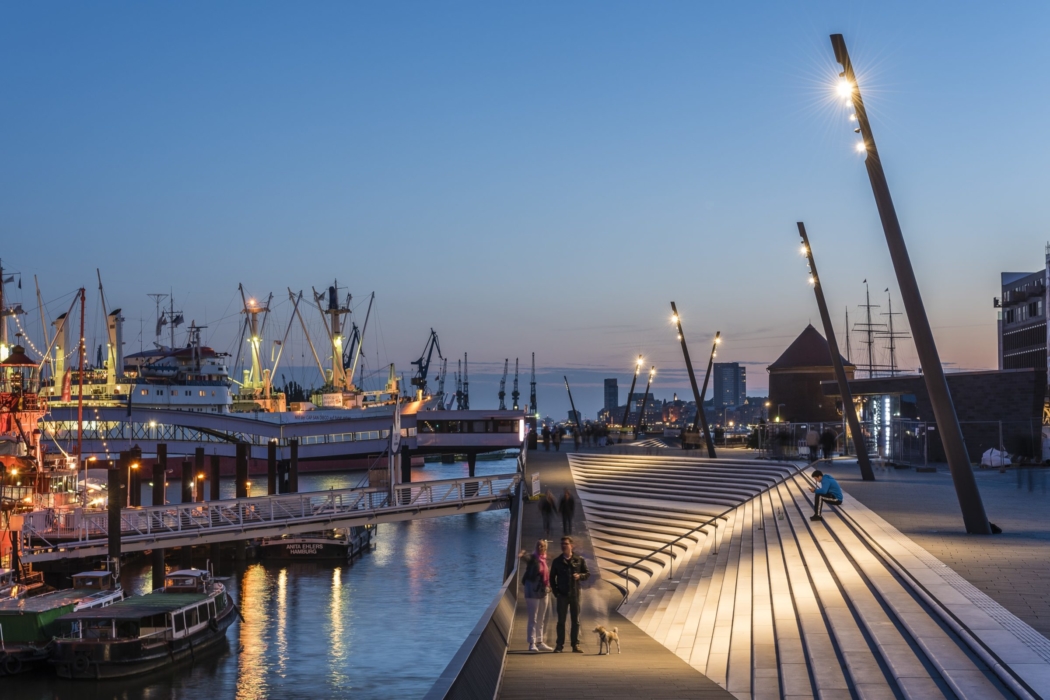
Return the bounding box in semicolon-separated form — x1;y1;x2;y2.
140;389;148;396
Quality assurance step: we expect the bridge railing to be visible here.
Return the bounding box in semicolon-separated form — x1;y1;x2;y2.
20;473;520;553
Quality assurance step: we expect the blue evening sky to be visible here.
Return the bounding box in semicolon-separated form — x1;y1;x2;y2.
2;2;1048;419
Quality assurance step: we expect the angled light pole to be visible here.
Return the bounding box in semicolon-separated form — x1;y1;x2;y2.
831;34;991;533
618;355;643;443
635;366;656;435
797;222;875;481
670;302;717;458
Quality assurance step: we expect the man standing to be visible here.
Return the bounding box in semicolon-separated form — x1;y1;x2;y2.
559;488;576;536
808;469;843;522
550;536;590;652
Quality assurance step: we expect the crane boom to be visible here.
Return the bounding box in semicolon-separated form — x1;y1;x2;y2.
498;359;508;410
410;329;442;399
529;352;537;416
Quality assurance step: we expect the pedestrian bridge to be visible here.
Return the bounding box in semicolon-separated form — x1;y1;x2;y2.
18;472;520;563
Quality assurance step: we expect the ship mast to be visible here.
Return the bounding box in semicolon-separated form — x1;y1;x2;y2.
313;281;351;390
238;285;272;397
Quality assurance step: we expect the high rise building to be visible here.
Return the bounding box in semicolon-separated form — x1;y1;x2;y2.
713;363;746;408
603;378;618;413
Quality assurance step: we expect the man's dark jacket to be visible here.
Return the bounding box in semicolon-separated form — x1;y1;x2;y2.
550;553;590;598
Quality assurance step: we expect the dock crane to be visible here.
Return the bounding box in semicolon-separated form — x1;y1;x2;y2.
454;360;463;409
410;329;442;400
511;358;520;410
529;352;537;416
435;356;448;406
498;359;509;410
342;292;374;389
462;352;469;409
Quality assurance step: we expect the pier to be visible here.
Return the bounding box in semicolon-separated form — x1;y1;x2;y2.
18;472;519;563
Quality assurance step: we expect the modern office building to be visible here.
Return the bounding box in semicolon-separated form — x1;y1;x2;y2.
997;254;1047;372
603;378;619;413
713;363;746;408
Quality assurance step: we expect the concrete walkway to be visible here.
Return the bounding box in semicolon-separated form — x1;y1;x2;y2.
499;449;733;700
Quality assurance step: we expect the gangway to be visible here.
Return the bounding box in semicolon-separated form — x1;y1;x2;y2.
19;472;520;563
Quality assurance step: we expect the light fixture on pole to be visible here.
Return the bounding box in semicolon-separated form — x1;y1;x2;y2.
830;34;991;533
797;222;874;481
618;355;644;444
635;366;655;435
669;303;716;457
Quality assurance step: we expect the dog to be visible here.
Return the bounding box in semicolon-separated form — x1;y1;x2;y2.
593;625;621;655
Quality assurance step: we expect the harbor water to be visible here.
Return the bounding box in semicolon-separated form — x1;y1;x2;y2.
8;457;515;700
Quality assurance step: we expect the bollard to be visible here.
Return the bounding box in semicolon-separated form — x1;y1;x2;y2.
151;445;167;590
289;439;299;493
267;441;278;495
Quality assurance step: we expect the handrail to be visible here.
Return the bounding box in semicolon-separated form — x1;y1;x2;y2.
21;471;520;555
616;460;807;603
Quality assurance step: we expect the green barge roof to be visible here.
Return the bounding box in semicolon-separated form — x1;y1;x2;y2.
59;592;210;621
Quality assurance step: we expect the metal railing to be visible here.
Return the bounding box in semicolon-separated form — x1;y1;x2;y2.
21;472;520;556
425;439;527;700
616;461;806;603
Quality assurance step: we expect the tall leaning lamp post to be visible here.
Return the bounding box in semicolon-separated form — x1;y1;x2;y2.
797;222;875;481
831;34;991;533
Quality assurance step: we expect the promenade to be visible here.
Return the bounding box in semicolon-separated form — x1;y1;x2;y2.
499;448;733;699
498;444;1050;699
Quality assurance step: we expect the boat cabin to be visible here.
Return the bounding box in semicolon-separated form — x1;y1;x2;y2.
72;571;116;591
162;569;210;593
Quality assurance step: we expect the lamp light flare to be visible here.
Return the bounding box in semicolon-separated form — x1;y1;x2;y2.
808;275;816;285
799;244;808;256
849;114;857;122
855;141;867;153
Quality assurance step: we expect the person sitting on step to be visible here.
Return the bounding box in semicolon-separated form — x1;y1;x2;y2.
809;469;842;521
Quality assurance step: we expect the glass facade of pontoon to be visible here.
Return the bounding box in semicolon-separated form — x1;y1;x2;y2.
417;419;520;434
40;420;414;446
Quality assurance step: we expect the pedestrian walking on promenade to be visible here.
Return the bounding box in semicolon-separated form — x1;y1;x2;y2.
519;539;553;652
808;469;843;521
540;489;558;538
820;429;836;460
559;488;576;536
551;536;590;653
573;428;581;452
805;427;820;462
553;428;562;452
542;425;551;451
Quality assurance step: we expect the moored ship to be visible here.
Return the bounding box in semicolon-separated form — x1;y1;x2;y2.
0;569;123;676
259;525;374;562
50;569;236;679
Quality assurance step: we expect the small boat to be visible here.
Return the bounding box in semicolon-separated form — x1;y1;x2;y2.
259;525;373;562
0;570;124;677
50;569;236;679
0;567;45;600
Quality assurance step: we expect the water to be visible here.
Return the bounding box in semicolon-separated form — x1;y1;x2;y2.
10;457;515;699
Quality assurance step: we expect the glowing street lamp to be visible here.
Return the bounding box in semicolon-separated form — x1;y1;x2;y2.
127;462;139;508
618;355;644;444
830;34;991;534
796;222;874;481
669;303;716;457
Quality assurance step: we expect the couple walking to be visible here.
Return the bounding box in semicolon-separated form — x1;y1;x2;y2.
519;536;590;653
539;488;576;538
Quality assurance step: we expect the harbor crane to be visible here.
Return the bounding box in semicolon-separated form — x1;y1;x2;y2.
435;356;448;406
498;359;508;410
410;329;442;400
454;361;463;409
341;292;374;389
511;358;520;410
529;353;537;416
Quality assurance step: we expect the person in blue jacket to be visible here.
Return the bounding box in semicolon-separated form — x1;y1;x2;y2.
809;470;843;521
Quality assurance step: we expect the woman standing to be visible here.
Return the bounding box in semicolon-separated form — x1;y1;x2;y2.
519;539;553;652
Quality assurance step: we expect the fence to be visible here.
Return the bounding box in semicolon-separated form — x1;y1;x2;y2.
757;421;879;461
891;419;1044;468
424;444;526;700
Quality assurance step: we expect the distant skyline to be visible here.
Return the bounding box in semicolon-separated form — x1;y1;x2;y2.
2;2;1048;419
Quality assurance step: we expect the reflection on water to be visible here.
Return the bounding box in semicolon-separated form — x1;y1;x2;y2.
9;458;513;700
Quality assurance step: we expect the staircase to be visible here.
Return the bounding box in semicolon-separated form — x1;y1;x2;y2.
569;454;1048;700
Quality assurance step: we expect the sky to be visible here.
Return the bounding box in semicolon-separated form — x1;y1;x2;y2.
2;1;1049;420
